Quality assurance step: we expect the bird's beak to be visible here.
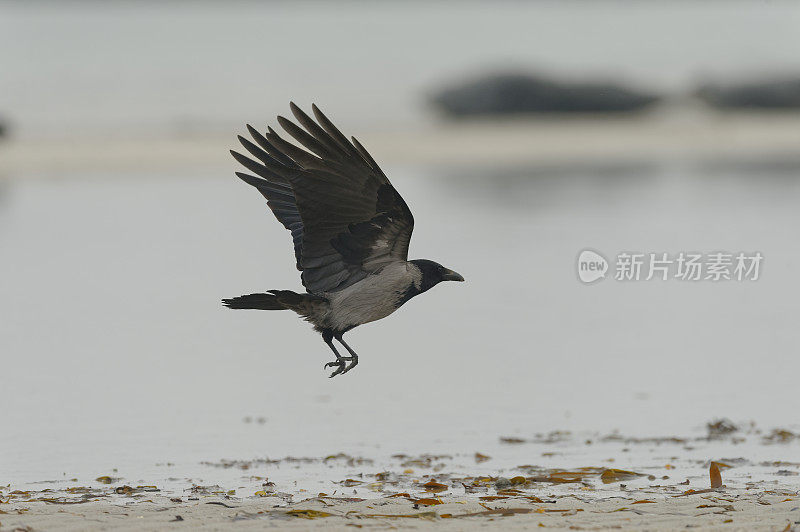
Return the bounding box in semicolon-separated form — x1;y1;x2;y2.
442;269;465;282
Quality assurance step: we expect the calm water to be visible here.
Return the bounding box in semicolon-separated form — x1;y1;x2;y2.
2;1;800;139
2;161;800;487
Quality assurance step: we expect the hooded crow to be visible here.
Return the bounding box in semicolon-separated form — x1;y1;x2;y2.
223;103;464;377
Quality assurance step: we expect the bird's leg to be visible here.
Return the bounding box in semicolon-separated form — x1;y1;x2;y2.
322;330;353;378
334;333;359;375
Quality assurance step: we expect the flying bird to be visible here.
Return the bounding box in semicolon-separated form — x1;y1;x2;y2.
223;103;464;377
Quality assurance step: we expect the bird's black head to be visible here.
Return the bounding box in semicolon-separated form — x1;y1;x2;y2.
410;259;464;293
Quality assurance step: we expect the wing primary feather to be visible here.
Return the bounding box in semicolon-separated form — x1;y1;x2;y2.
311;104;361;158
234;174;294;205
289;102;348;157
264;126;330;170
246;124;299;169
351;136;387;178
235;171;282;192
238;135;283;167
230;150;288;182
277;115;335;160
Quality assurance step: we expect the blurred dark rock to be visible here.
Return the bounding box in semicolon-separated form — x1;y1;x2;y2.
494;477;512;489
430;73;660;117
706;418;739;439
697;77;800;109
0;117;8;138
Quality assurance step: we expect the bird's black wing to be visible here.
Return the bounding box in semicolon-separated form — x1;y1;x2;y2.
230;103;414;294
230;126;305;270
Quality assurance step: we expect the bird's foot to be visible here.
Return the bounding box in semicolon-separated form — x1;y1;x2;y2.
324;356;357;378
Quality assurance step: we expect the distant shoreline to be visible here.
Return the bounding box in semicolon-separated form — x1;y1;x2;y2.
2;110;800;178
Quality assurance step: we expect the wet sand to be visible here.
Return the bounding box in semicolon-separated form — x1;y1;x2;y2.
3;425;800;531
2;486;798;531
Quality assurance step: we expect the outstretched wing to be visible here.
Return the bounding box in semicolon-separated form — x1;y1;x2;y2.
230;103;414;294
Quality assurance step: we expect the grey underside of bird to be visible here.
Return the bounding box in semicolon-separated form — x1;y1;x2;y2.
223;103;463;378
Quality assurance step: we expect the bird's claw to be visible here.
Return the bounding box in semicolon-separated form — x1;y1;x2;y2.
325;357;356;378
327;361;346;378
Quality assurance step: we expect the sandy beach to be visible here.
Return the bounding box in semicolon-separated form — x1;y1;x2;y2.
3;482;798;531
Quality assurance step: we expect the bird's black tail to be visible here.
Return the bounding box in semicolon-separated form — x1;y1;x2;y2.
222;290;325;312
222;293;287;310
